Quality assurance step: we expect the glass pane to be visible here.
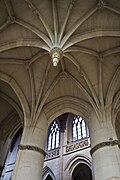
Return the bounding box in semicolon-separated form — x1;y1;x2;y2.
47;121;60;150
72;116;89;141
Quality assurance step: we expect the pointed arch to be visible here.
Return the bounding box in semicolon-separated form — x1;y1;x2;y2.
0;71;30;126
64;154;92;176
43;166;56;180
43;96;92;128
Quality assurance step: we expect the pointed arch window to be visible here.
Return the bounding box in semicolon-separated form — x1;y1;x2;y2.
72;116;89;141
47;121;60;150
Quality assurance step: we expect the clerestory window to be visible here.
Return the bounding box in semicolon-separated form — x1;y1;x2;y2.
47;120;60;150
72;116;89;141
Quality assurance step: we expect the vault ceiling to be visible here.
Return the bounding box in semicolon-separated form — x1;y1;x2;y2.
0;0;120;139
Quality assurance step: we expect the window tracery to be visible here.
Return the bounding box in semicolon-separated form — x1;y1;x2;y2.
47;121;60;150
72;116;89;141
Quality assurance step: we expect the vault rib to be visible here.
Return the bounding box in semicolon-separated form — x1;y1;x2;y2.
82;70;100;109
0;58;25;65
63;53;80;72
103;47;120;57
63;29;120;50
60;57;65;72
34;60;51;120
64;53;100;108
0;39;49;52
28;65;36;124
29;51;48;65
33;72;62;130
58;0;76;44
24;0;54;45
60;6;97;48
106;66;120;106
98;57;104;107
15;18;52;49
4;0;14;18
0;21;9;33
105;4;120;15
66;72;100;119
112;90;120;116
64;46;98;57
0;91;23;122
52;0;59;44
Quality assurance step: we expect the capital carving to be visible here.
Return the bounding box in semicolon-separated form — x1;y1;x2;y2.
90;139;120;156
18;144;47;156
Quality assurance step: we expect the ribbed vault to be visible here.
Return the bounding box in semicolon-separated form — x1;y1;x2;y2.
0;0;120;140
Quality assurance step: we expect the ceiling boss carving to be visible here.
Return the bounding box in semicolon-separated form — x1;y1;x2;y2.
97;0;106;10
23;0;120;68
50;48;63;66
0;0;119;133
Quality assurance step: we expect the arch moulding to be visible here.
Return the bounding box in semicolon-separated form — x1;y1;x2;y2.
43;166;56;180
64;154;92;178
43;96;93;127
0;71;30;126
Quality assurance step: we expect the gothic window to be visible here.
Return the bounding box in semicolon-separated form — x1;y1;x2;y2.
72;116;89;141
1;129;22;180
47;121;60;150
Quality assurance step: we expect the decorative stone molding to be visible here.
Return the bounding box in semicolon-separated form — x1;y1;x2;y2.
90;140;120;156
50;48;63;66
18;144;47;156
7;16;16;24
98;53;104;61
64;138;90;155
45;149;60;160
24;60;30;69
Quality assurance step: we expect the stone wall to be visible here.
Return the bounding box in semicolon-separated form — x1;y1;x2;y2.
43;138;92;180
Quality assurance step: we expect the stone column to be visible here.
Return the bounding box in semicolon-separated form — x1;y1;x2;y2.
11;113;47;180
89;112;120;180
59;113;68;180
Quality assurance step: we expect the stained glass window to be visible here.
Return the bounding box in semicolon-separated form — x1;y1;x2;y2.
48;121;60;150
72;116;89;141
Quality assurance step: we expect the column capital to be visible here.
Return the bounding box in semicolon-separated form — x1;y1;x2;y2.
90;139;120;156
18;144;47;156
